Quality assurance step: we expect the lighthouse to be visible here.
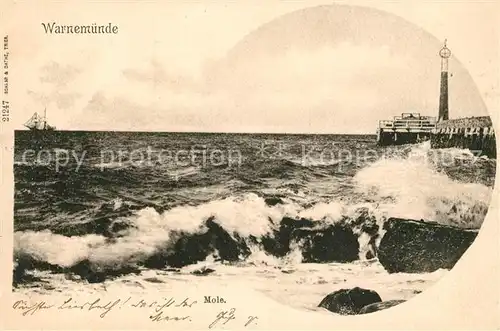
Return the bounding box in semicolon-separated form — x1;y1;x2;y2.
438;40;451;122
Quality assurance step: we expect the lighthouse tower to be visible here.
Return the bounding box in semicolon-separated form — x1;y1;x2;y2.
438;40;451;122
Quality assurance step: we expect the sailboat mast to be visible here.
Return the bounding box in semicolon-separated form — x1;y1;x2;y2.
24;108;55;131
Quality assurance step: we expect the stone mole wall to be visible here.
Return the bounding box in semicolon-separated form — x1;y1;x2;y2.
430;116;496;158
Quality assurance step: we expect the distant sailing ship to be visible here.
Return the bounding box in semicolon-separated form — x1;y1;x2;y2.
24;108;56;131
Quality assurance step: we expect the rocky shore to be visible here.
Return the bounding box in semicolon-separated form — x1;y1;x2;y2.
13;214;480;316
13;212;479;286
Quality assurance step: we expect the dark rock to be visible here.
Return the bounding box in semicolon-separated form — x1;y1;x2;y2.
13;256;35;285
13;253;143;285
292;224;359;263
338;207;381;258
164;268;181;272
144;232;208;269
205;217;250;261
260;217;315;257
13;254;65;286
318;287;382;315
359;300;406;314
264;196;284;206
143;277;164;283
69;260;141;283
144;217;251;269
70;260;107;283
366;233;379;259
191;267;215;276
256;217;360;262
13;269;41;287
378;218;478;273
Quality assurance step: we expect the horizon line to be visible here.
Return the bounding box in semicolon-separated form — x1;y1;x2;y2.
14;128;376;136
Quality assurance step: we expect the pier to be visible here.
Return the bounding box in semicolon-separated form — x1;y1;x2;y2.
377;113;436;146
376;40;496;158
430;116;496;158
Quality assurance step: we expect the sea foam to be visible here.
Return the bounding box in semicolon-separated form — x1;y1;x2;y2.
14;143;492;271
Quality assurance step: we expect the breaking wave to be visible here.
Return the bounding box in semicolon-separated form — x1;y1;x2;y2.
13;141;493;284
354;142;492;228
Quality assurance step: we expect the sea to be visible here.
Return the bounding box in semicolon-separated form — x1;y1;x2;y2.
12;131;496;312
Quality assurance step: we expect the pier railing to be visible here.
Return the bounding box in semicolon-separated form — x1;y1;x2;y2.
379;117;437;131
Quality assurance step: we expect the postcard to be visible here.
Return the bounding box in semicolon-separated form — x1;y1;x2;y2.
0;1;498;329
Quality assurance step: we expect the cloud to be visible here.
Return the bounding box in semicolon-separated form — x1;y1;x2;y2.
28;89;81;110
19;5;487;133
121;60;200;93
66;42;413;132
39;62;83;87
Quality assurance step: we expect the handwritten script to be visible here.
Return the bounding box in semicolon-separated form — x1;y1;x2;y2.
12;296;259;328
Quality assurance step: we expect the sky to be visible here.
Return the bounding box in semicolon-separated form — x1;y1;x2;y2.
3;1;499;134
